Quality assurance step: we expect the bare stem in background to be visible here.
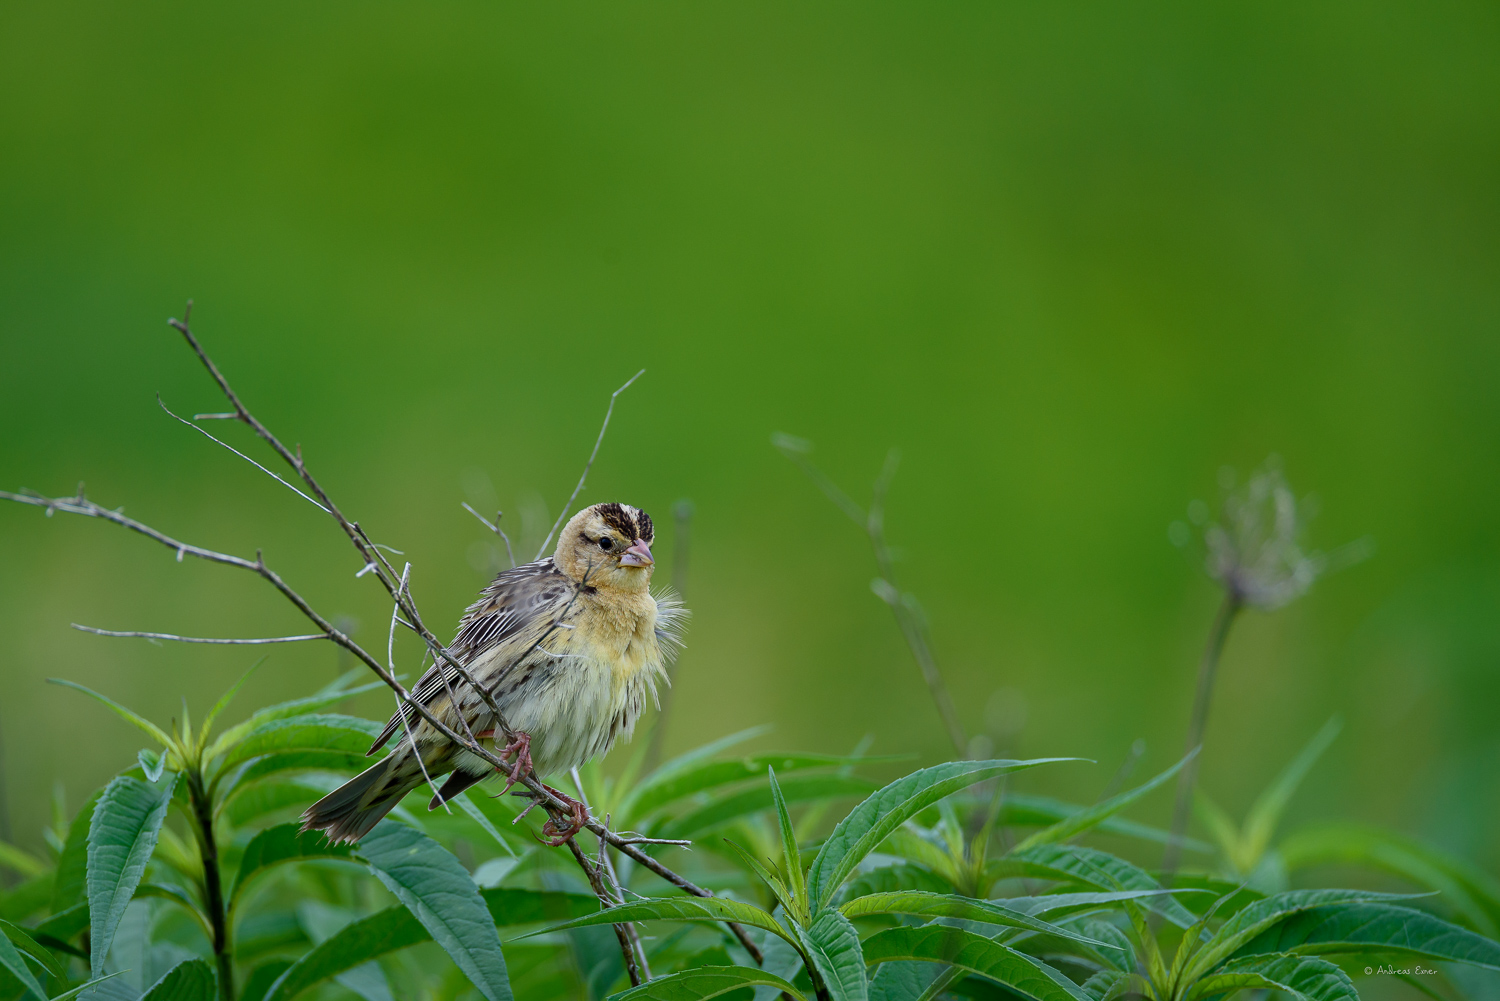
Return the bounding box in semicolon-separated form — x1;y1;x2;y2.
1162;591;1241;879
775;437;968;757
644;498;694;771
70;625;327;645
0;310;765;966
535;369;645;560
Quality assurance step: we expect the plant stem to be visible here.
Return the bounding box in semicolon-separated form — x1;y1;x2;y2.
1163;590;1242;879
185;769;234;1001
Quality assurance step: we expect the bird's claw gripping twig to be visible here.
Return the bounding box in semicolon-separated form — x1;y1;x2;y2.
539;786;590;846
475;728;536;793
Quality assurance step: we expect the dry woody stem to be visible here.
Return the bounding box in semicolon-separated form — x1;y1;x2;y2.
0;305;763;971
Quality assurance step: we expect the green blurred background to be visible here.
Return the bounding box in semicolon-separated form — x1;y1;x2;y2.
1;2;1497;872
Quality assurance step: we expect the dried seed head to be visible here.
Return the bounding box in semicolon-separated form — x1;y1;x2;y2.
1177;458;1366;610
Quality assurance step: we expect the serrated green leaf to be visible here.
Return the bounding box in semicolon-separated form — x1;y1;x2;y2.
1186;889;1421;982
231;823;355;902
1013;752;1192;853
1234;901;1500;970
807;759;1073;912
861;925;1092;1001
659;774;878;842
797;908;867;1001
140;958;216;1001
1186;952;1355;1001
86;772;178;977
352;821;512;1000
867;961;941;1001
216;715;382;773
605;965;808;1000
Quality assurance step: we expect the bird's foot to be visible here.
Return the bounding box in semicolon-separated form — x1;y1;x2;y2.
539;786;590;846
476;728;535;793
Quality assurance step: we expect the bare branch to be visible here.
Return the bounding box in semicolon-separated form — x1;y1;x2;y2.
535;369;645;560
71;625;326;645
462;502;516;569
158;395;328;512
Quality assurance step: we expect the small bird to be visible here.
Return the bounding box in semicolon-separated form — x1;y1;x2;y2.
302;502;684;844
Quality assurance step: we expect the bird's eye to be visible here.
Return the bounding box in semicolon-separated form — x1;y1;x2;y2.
598;537;614;551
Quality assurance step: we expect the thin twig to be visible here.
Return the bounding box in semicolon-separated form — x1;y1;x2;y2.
774;439;968;756
535;369;645;560
390;564;450;815
71;625;327;645
462;503;516;569
158;395;328;512
572;770;651;984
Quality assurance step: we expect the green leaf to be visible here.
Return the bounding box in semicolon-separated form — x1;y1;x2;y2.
867;961;941;1001
1001;794;1212;852
48;679;175;751
722;840;799;920
796;908;867;1001
47;971;126;1001
658;774;878;842
1192;792;1244;870
31;904;88;950
1186;889;1419;982
140;958;217;1001
216;715;383;772
1239;718;1340;870
807;759;1073;911
217;751;370;800
1234;901;1500;970
264;889;594;1001
1;876;53;925
604;965;808;1001
240;960;294;1001
222;779;330;828
1186;952;1356;1001
204;681;387;763
0;843;46;879
624;752;890;822
199;662;261;746
1;919;67;985
861;925;1091;1001
352;820;512;1001
1012;752;1192;853
0;916;47;1001
1280;823;1500;936
768;768;809;920
523;895;789;946
993;844;1201;929
86;772;179;977
231;823;356;902
843;864;955;900
841;892;1122;949
454;791;516;857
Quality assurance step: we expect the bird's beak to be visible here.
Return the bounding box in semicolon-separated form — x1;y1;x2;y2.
620;538;654;567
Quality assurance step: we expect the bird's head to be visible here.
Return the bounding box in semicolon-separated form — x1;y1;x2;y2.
555;502;656;593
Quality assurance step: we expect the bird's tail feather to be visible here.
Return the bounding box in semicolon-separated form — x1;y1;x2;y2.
301;754;434;844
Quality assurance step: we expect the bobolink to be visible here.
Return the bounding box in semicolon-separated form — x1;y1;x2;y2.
302;502;683;843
